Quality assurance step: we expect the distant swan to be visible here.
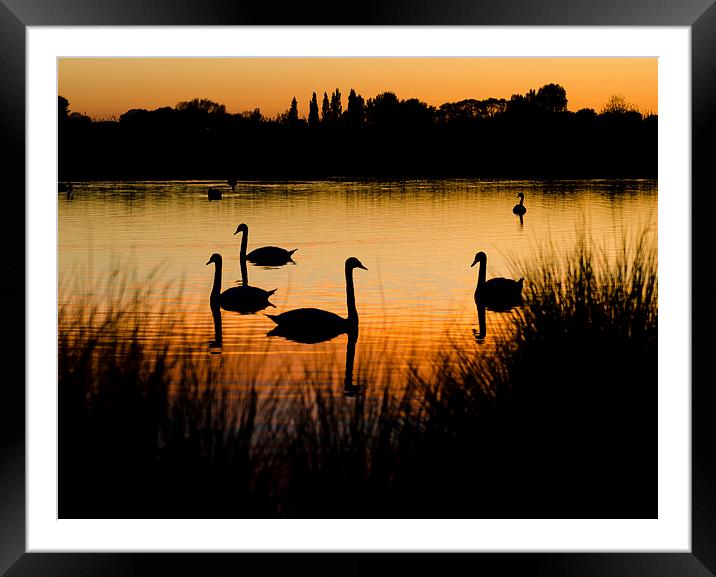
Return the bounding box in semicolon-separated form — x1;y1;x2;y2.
208;187;222;200
234;223;297;266
266;257;367;344
471;251;523;310
207;253;276;314
513;192;527;215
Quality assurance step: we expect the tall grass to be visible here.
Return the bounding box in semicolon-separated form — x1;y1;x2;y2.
59;233;657;518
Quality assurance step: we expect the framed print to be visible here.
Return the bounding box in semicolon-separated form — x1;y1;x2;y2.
2;0;715;574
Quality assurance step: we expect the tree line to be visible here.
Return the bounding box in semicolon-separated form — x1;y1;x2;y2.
58;84;657;180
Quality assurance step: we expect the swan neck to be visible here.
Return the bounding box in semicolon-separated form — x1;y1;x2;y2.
519;196;525;206
346;264;358;323
239;228;249;260
240;255;249;286
211;259;222;299
477;258;486;289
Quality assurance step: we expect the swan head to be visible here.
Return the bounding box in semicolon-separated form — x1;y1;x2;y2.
346;257;368;271
234;223;248;235
206;253;222;266
516;192;524;199
471;252;487;267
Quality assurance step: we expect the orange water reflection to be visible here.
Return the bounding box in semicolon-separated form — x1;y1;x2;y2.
58;179;657;392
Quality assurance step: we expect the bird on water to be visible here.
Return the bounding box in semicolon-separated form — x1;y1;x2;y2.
206;253;276;314
234;223;297;267
471;251;523;311
266;257;367;344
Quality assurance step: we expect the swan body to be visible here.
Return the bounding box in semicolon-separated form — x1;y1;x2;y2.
267;308;348;343
513;192;527;215
471;251;523;310
207;253;276;314
208;187;222;200
234;223;297;266
267;257;367;343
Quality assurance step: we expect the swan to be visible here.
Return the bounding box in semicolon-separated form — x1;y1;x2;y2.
206;253;276;314
513;192;527;215
234;223;297;266
471;251;523;310
208;187;222;200
266;257;367;344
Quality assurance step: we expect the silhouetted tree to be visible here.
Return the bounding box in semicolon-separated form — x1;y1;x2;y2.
242;108;263;123
321;92;330;123
330;88;342;123
285;96;299;124
68;111;92;125
57;85;657;180
601;93;638;114
400;98;434;128
366;91;400;128
308;92;320;127
345;88;365;127
119;108;151;126
58;95;70;122
175;98;226;115
535;83;568;113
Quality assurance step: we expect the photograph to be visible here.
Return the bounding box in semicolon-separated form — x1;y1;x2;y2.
57;56;658;520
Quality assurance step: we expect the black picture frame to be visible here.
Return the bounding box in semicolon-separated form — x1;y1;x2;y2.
2;0;713;575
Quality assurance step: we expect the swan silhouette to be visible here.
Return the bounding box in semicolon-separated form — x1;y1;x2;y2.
59;181;74;199
208;187;222;200
471;251;523;311
207;253;276;314
234;223;297;266
513;192;527;215
266;257;367;344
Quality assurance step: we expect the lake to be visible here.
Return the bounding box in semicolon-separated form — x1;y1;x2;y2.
58;179;657;392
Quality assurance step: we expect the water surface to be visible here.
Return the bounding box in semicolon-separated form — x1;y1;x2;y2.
58;179;657;389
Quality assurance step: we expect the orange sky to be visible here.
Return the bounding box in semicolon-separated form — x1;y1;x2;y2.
58;58;658;120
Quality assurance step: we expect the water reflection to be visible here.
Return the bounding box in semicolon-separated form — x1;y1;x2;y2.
209;299;222;353
472;304;487;343
343;328;361;397
59;179;657;387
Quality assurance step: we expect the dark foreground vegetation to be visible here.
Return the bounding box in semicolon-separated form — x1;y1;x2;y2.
59;234;656;518
59;86;656;180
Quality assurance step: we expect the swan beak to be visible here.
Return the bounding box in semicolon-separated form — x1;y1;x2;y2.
470;259;478;267
358;264;368;271
206;259;211;265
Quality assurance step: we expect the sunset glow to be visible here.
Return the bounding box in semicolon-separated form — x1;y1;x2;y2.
58;57;658;120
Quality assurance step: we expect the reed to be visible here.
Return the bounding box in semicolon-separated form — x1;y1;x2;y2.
58;232;657;518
